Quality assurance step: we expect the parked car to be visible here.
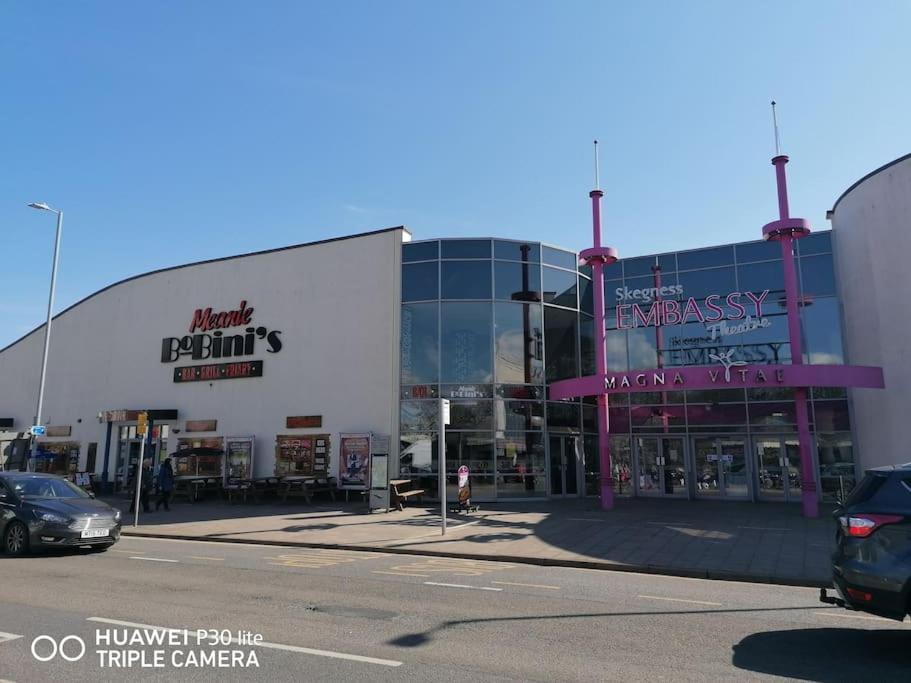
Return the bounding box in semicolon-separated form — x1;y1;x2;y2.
820;463;911;621
0;472;121;555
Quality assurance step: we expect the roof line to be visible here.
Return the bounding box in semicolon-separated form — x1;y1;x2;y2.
0;225;407;355
830;152;911;214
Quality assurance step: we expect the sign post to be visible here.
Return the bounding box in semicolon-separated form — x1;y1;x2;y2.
440;399;450;535
133;411;148;528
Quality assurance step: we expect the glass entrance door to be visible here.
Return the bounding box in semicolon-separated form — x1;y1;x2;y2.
755;436;801;502
635;436;687;497
549;435;580;497
693;436;749;499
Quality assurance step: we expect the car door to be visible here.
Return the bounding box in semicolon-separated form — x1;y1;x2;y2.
0;480;17;533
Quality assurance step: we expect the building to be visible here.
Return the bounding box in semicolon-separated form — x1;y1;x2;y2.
0;155;906;506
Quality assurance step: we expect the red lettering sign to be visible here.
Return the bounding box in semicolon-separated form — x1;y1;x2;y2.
189;300;255;333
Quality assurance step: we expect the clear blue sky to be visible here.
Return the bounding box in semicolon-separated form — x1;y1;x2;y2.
2;1;909;347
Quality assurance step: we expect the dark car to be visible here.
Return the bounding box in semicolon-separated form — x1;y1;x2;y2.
820;463;911;621
0;472;121;555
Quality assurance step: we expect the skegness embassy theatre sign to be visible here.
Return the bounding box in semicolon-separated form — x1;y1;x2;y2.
161;301;282;383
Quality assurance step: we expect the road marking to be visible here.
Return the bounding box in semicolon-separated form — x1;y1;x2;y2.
188;556;224;561
0;631;23;644
265;550;367;568
129;556;178;563
814;610;902;624
638;595;722;606
738;526;790;532
86;617;401;667
424;582;502;592
111;549;141;554
388;557;515;577
126;535;391;555
372;570;430;577
491;581;560;590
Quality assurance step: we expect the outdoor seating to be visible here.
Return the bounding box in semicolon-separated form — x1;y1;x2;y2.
389;478;424;511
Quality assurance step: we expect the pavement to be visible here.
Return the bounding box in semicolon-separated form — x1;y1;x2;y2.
109;494;839;587
1;535;908;682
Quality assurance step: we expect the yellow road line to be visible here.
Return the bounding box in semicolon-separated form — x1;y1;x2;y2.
491;581;560;590
188;556;224;561
372;570;430;577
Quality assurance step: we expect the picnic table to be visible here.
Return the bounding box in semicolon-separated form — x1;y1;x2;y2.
389;478;425;511
278;476;339;504
172;475;220;503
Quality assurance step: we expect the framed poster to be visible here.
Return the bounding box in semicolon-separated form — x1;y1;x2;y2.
275;434;330;477
225;436;255;483
339;433;371;490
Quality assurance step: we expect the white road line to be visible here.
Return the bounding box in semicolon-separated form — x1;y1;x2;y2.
638;595;722;606
814;610;903;624
86;618;402;667
129;556;178;563
424;582;503;592
491;581;560;590
0;631;23;644
188;556;224;561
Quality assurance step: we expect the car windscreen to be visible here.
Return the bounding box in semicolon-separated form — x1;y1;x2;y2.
843;471;889;507
6;476;90;499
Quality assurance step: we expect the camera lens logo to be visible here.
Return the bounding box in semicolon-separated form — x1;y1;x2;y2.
31;635;86;662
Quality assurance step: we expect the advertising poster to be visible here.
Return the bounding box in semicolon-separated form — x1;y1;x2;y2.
339;433;370;489
225;436;255;482
275;435;330;477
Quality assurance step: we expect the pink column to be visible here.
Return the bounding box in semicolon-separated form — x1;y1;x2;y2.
769;155;818;518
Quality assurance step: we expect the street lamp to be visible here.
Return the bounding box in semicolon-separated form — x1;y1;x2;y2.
27;201;64;472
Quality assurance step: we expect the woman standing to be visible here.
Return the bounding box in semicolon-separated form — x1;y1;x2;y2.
156;458;175;511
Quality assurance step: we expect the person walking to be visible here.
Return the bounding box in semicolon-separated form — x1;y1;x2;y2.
156;457;174;511
129;458;152;513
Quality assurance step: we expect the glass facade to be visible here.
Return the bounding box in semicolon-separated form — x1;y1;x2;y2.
400;232;853;502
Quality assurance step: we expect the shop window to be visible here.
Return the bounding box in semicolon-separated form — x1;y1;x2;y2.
495;400;544;431
399;432;438;476
609;435;633;496
812;387;846;399
441;261;492;299
542;246;577;270
402;262;439;301
630;391;685;405
631;405;686;429
813;400;851;431
606;329;628;372
686;402;747;426
494;240;540;262
626;327;658;370
582;404;597;432
444;432;495;499
747;387;795;401
685;388;746;403
817;432;855;501
798;232;832;255
609;406;631;431
544;307;578;381
441;302;493;383
736;239;782;263
448;400;493;430
401;303;439;384
441;239;491;259
542;267;578;308
496;433;546;497
494;261;542;302
676;245;734;271
400;401;439;432
748;402;799;427
799;254;837;297
676;266;736;300
622;254;677;278
737;260;785;298
801;297;844;364
403;241;439;262
579;315;595;376
494;302;543;384
546;401;580;431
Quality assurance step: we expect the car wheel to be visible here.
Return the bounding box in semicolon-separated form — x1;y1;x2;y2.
3;521;29;556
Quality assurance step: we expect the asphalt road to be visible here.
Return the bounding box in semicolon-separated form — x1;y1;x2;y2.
0;536;908;682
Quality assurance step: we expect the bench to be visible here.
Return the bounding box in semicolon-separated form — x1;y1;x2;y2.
279;477;339;504
389;479;425;511
223;479;254;504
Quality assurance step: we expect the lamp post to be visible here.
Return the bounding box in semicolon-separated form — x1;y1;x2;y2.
26;202;63;472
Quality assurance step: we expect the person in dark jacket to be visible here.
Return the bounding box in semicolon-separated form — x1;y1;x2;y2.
129;459;153;513
156;458;175;511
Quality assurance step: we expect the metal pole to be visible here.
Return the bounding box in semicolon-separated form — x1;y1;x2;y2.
133;437;146;527
29;210;63;472
440;398;447;535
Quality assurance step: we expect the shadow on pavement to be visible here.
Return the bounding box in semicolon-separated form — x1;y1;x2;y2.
731;627;911;681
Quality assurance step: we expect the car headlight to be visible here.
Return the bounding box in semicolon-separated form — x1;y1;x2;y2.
35;511;71;525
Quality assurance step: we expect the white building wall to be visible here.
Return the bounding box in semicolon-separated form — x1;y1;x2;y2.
830;154;911;470
0;228;405;479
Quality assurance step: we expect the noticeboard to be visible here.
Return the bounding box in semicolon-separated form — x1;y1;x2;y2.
274;434;330;477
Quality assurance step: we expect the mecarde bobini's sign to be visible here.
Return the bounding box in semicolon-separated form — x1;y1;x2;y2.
162;301;281;383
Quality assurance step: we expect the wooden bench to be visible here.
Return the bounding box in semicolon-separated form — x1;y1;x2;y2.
389;479;425;511
223;479;254;504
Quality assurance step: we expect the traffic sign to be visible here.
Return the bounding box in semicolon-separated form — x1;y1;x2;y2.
441;399;451;426
29;425;46;437
137;411;148;436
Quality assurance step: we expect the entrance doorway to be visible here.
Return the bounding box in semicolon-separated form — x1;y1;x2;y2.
634;436;688;497
549;435;581;497
754;436;801;502
692;436;749;499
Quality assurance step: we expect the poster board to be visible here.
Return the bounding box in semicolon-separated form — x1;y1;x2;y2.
368;434;391;511
224;436;255;483
339;433;371;490
274;434;330;477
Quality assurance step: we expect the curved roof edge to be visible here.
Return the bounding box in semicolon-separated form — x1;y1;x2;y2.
830;152;911;214
0;225;407;355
